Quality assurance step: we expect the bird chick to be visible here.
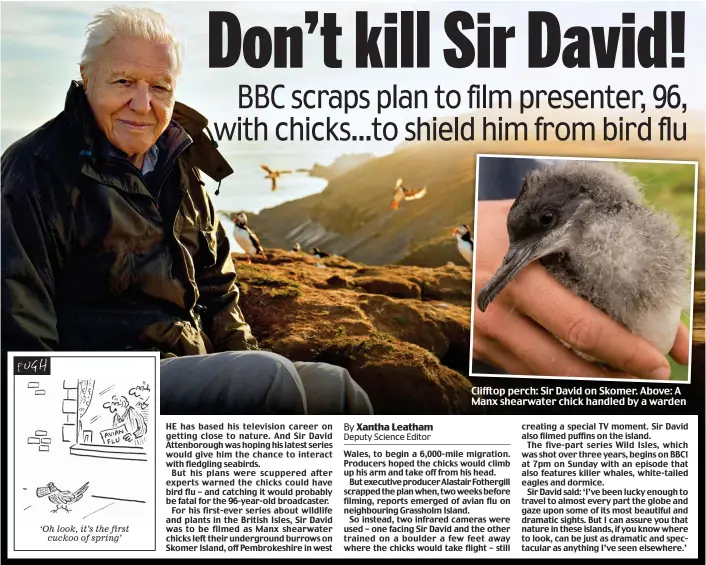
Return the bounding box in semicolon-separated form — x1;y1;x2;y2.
233;212;267;263
310;247;331;259
453;224;474;266
390;178;427;210
477;160;692;359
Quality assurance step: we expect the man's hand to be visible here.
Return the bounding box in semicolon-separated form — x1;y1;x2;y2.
473;200;689;379
123;433;134;442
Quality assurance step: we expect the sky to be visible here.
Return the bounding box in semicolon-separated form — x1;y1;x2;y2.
2;0;705;225
2;1;705;145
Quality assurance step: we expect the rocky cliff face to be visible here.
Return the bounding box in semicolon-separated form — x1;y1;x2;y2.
247;141;476;266
308;153;376;181
232;244;704;412
234;249;480;415
235;115;705;386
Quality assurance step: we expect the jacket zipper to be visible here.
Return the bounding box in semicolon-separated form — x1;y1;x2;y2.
80;136;193;207
80;137;202;327
157;137;193;199
156;137;203;330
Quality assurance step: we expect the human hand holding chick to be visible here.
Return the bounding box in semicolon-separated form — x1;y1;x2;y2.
472;199;689;379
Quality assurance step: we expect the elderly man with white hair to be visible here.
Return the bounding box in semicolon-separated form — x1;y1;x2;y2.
1;5;373;415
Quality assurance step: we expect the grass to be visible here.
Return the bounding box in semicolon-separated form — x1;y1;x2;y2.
310;330;399;361
310;335;373;362
669;356;688;382
668;309;692;382
617;161;697;238
394;315;408;326
615;161;697;381
237;265;302;299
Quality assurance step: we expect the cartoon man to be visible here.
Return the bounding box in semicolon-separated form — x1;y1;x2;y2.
103;395;146;444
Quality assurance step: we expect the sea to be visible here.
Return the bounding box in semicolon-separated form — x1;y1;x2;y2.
212;144;333;253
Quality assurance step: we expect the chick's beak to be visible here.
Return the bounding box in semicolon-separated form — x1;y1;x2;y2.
477;242;537;312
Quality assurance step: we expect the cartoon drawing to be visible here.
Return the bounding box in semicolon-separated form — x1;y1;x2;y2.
102;395;147;445
75;379;93;443
129;382;151;410
11;354;158;551
63;377;152;460
36;481;89;513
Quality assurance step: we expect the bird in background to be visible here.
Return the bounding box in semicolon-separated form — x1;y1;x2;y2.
261;164;293;192
477;160;692;364
390;178;427;210
453;224;474;266
233;212;267;263
292;242;302;252
310;247;332;259
36;481;89;513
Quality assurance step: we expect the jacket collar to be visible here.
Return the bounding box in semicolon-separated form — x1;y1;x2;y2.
45;81;233;184
172;100;233;183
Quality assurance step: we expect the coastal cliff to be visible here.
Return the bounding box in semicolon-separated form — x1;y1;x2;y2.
234;249;480;415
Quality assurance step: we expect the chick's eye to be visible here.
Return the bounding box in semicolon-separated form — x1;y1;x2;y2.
540;211;554;226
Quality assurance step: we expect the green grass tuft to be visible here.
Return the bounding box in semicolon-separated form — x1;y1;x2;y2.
617;161;697;238
237;266;302;299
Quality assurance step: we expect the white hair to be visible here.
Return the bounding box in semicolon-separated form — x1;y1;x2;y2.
81;5;182;76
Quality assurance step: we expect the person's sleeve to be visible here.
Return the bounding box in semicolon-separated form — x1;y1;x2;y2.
195;210;259;352
1;155;70;353
477;157;545;201
132;409;146;439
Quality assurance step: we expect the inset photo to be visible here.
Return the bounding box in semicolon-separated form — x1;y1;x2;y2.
470;155;698;383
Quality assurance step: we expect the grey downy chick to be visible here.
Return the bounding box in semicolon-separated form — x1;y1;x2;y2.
477;160;692;362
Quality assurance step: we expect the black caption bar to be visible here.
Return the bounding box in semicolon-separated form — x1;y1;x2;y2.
14;356;51;375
